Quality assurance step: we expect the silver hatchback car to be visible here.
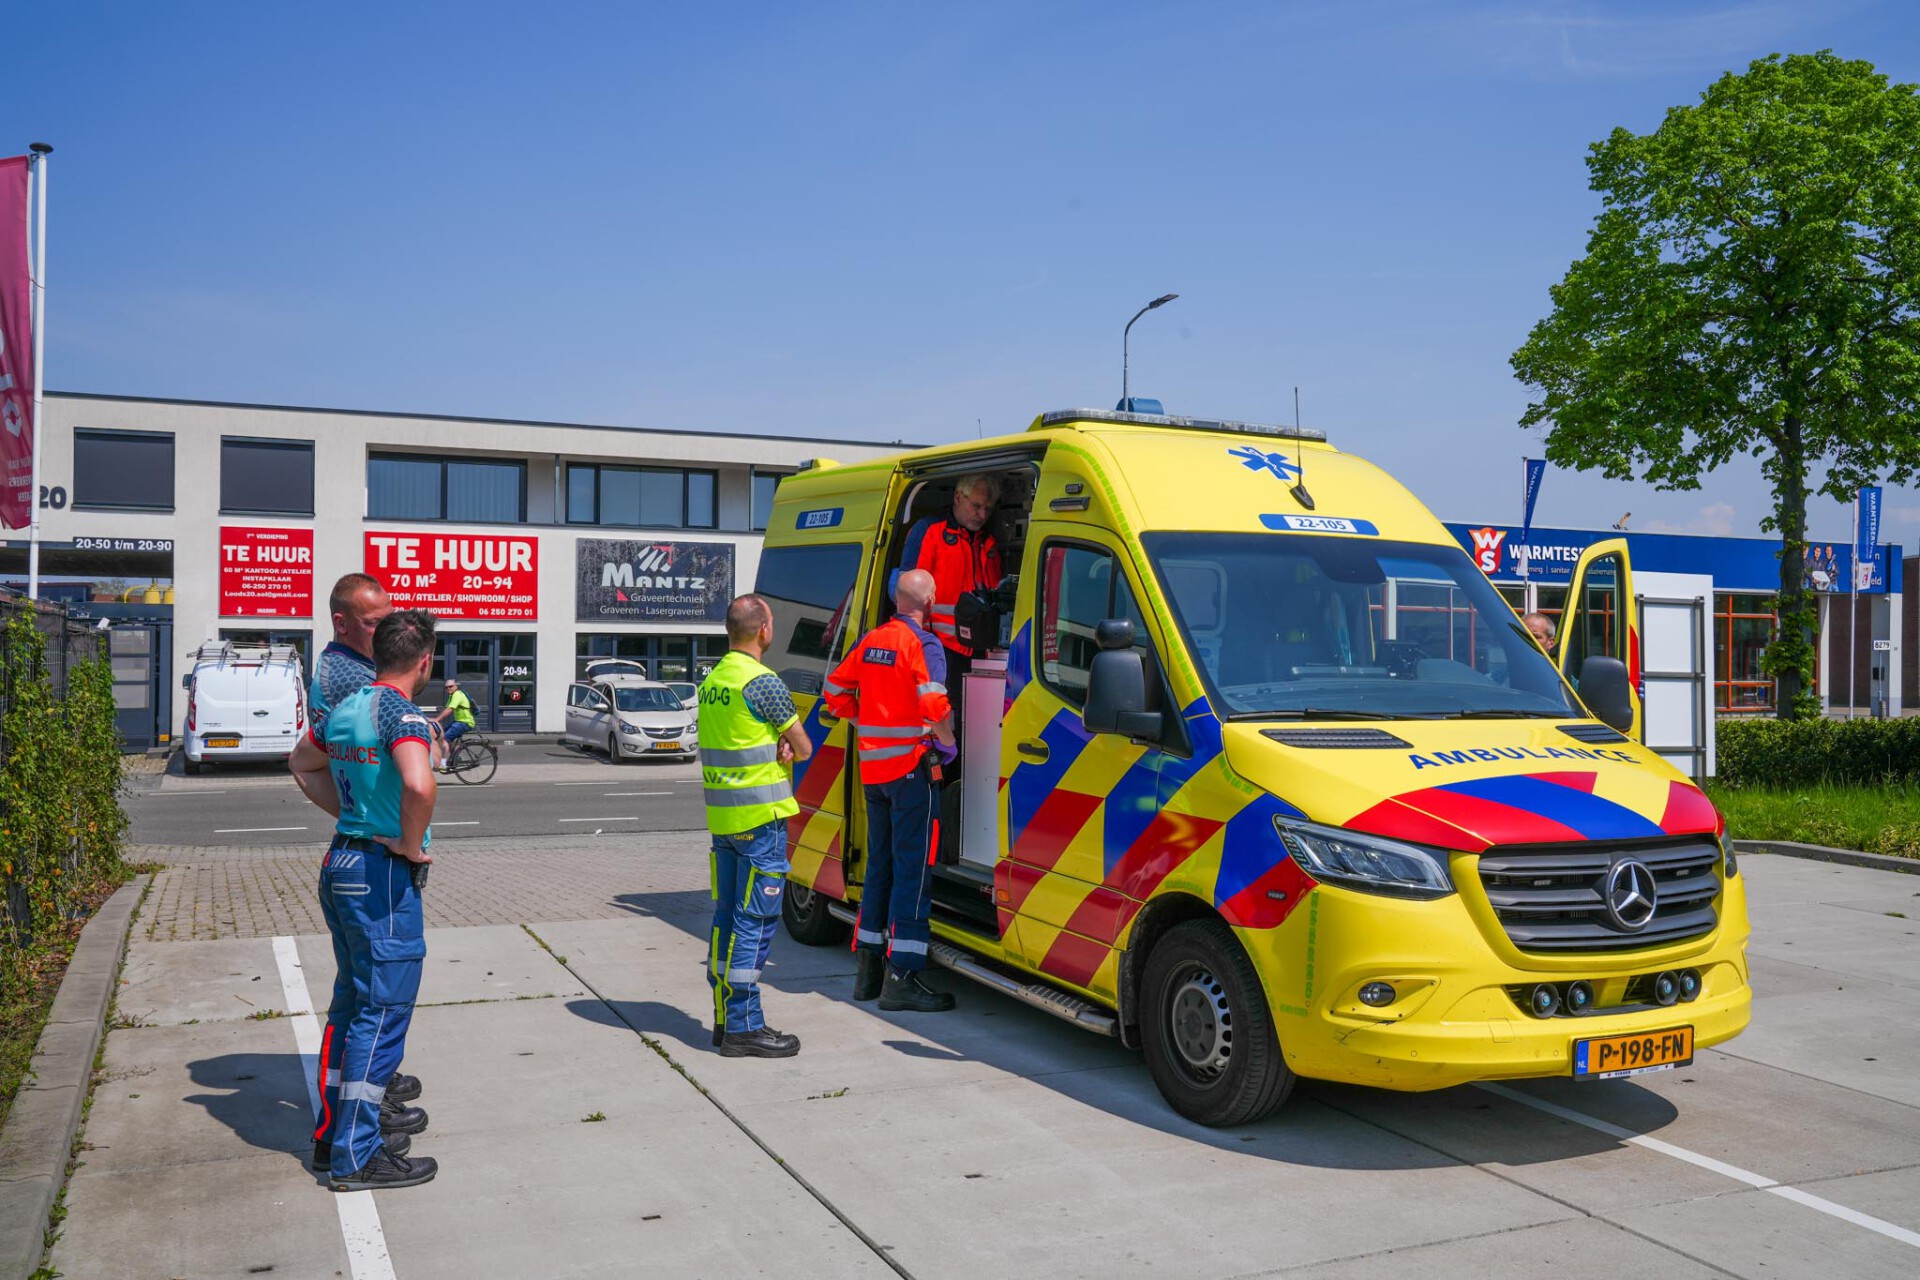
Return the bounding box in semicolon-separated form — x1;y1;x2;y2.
563;667;699;761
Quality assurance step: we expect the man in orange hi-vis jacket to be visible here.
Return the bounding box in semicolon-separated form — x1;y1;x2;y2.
823;568;958;1012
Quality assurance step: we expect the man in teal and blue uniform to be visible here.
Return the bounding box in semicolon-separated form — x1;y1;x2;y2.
290;608;441;1191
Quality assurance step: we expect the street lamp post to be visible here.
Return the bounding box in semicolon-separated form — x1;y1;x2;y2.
1121;293;1178;409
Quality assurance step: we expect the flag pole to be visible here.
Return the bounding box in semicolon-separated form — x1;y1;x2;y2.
25;142;49;600
1848;500;1859;722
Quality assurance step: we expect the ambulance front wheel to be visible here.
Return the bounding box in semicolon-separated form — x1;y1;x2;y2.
1140;919;1295;1127
783;881;850;947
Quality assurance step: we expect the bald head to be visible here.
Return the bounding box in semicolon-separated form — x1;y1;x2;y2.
726;594;773;645
895;568;936;617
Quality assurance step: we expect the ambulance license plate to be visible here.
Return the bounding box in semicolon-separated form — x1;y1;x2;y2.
205;737;240;749
651;740;681;752
1573;1026;1693;1080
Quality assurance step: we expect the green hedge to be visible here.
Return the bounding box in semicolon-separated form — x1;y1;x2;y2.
1716;715;1920;788
1;608;129;999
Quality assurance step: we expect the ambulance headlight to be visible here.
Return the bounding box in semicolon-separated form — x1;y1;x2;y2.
1273;818;1454;900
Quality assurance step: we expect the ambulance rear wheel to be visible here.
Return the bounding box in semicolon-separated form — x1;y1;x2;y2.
783;881;849;947
1140;919;1294;1127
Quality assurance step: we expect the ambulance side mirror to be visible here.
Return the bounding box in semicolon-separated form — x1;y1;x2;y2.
1083;619;1165;743
1578;656;1634;734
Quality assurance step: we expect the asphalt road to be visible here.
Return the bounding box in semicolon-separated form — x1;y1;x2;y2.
127;739;708;846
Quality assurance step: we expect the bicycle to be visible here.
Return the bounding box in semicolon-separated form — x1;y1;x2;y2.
442;731;499;785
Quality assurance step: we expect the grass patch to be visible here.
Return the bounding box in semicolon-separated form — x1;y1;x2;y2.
1;872;133;1131
1706;782;1920;859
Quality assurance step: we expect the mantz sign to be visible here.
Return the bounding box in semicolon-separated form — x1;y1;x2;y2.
365;532;539;621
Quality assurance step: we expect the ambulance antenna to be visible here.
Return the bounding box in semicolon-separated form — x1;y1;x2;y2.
1289;386;1315;510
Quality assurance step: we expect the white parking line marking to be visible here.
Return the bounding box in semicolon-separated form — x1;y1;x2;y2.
559;816;639;823
434;821;480;827
139;790;230;797
273;936;398;1280
1477;1082;1920;1248
215;826;309;834
603;791;673;797
552;781;606;787
1766;1186;1920;1248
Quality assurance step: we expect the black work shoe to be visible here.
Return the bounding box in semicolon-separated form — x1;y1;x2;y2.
879;969;955;1012
378;1100;430;1135
385;1071;422;1103
718;1027;801;1058
330;1147;439;1192
852;949;884;1003
313;1132;409;1171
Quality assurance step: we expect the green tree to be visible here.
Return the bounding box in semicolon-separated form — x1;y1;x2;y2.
1511;51;1920;719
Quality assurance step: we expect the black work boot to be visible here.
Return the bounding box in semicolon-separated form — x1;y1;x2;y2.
719;1026;801;1058
879;969;955;1012
379;1096;430;1135
330;1146;439;1192
852;949;884;1003
313;1131;409;1171
385;1071;422;1103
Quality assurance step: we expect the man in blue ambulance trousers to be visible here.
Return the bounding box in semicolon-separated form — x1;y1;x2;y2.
699;594;816;1056
290;608;441;1190
823;568;959;1012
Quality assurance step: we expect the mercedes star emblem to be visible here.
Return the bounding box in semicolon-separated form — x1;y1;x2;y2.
1603;858;1659;931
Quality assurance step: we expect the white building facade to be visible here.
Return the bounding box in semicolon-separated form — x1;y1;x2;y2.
8;392;901;737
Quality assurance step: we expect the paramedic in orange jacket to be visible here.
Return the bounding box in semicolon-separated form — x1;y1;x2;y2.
900;474;1003;661
823;568;958;1013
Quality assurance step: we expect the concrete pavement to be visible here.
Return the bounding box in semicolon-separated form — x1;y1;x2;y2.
39;848;1920;1278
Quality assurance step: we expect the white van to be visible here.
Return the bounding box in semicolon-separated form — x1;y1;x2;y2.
182;642;307;774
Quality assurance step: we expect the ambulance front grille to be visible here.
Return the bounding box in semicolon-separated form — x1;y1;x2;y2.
1476;838;1722;952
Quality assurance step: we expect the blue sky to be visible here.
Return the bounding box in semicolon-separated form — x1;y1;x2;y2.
10;1;1920;543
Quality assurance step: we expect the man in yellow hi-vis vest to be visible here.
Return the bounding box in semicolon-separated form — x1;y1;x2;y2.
698;594;814;1057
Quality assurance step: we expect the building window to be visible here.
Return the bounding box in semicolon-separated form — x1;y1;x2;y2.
73;429;175;511
367;454;526;523
221;438;314;516
575;633;731;682
1715;592;1779;714
751;471;784;531
566;464;719;529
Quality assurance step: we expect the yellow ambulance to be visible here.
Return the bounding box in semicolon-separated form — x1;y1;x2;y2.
760;407;1749;1126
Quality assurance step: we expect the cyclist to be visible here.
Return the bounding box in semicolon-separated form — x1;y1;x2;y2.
434;678;475;744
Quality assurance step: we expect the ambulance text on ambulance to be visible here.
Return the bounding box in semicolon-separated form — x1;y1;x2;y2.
1408;745;1639;770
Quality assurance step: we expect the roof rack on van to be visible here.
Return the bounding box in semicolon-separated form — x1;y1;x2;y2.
193;640;302;668
1036;408;1327;443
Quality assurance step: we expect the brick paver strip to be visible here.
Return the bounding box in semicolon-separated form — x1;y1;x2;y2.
130;833;714;941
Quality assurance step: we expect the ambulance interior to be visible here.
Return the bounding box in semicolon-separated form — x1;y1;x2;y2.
878;462;1037;936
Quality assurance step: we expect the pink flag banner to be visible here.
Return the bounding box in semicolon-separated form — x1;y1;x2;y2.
0;156;33;530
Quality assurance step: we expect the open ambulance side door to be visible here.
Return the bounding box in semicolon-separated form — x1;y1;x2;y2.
1558;538;1643;741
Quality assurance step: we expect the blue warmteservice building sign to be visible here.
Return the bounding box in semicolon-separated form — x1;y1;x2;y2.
1446;523;1904;597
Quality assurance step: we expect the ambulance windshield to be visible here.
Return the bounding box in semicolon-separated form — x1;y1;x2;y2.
1142;532;1580;721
